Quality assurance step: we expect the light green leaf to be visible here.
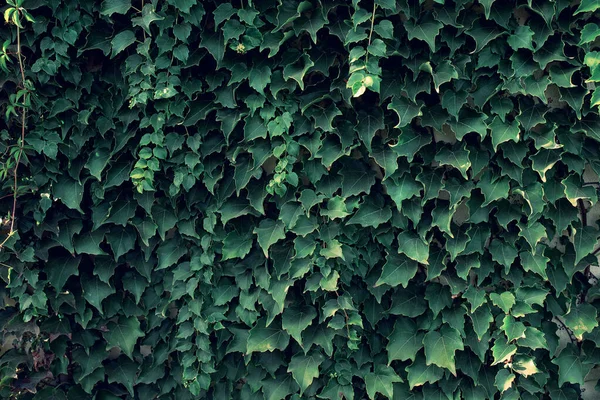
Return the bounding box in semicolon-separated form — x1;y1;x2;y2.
111;30;136;58
364;365;403;399
397;231;429;265
100;0;131;16
423;325;464;375
247;319;290;354
288;352;324;394
563;303;598;340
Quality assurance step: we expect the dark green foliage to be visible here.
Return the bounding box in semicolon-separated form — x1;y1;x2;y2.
2;0;600;399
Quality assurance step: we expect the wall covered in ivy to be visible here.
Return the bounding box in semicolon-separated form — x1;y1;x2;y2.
2;0;600;398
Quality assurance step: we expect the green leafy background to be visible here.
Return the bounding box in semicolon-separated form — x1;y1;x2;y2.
2;0;600;399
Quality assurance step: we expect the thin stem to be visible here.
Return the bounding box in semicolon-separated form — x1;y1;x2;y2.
555;316;576;344
364;4;377;65
0;15;27;249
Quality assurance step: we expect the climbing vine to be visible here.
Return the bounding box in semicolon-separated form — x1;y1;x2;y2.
1;0;600;399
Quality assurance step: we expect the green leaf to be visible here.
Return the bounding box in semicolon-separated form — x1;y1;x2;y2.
387;96;423;128
397;231;429;265
347;197;392;228
387;317;424;364
364;365;403;399
52;176;84;213
406;354;444;389
500;315;526;342
490;292;516;314
576;0;600;14
247;319;290;354
103;316;144;359
517;221;546;253
82;275;115;313
106;357;137;396
261;373;299;400
434;144;471;180
573;226;600;265
390;127;431;161
507;25;535;51
494;369;515;393
563;303;598;340
287;352;324;394
552;345;593;387
448;109;487;140
222;231;253;260
491;335;517;365
404;18;442;52
254;219;286;258
520;251;548;279
111;30;136;58
489;116;520;152
580;23;600;45
282;305;316;346
100;0;131;16
106;226;136;261
376;252;418;288
423;325;464;375
46;256;80;292
355;108;384;152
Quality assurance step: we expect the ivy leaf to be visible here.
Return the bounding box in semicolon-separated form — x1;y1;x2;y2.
288;352;324;395
580;23;600;45
507;25;535;51
423;325;464;375
111;30;136;58
448;109;487;140
563;303;598;340
387;96;423;128
520;251;548;279
404;18;442;52
347;197;392;228
489;116;520;151
552;345;593;386
355;108;384;152
397;231;429;265
261;374;299;400
254;219;286;258
517;221;546;253
387;317;424;364
364;365;403;399
576;0;600;14
406;354;444;389
81;275;115;313
490;292;516;314
52;176;84;213
435;144;471;180
46;256;80;292
102;316;144;359
573;226;600;265
376;252;418;288
100;0;131;16
247;319;290;354
491;336;517;365
222;231;253;260
562;174;598;207
478;174;510;207
390;127;431;161
282;305;316;346
494;369;515;393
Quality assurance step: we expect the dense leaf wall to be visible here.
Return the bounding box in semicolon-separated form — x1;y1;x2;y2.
2;0;600;398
